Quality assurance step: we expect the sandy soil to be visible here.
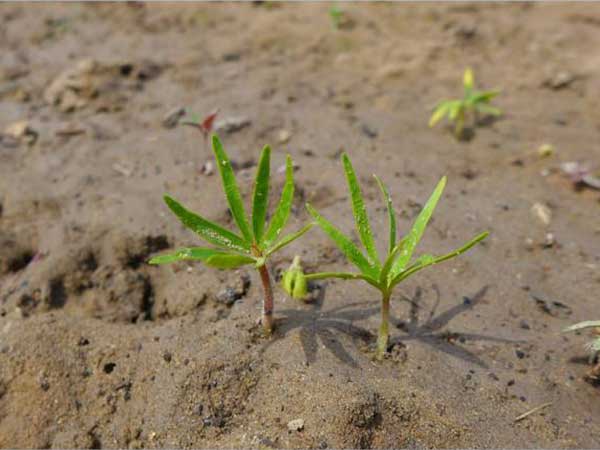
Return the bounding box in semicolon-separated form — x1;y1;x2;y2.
1;2;600;448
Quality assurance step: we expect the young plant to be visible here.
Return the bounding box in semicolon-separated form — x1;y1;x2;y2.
284;153;488;359
429;68;501;138
149;135;312;334
329;6;344;29
563;320;600;381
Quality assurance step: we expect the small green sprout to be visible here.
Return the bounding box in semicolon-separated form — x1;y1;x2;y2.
563;320;600;380
329;5;344;29
429;68;501;138
297;153;488;359
149;135;313;334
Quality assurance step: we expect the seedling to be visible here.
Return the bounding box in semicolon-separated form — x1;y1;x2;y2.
429;68;501;138
329;6;344;29
284;153;488;359
563;320;600;381
150;135;312;334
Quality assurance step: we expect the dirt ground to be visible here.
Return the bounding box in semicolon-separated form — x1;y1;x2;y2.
1;2;600;448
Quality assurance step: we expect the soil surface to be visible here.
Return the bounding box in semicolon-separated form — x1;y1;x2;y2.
1;3;600;448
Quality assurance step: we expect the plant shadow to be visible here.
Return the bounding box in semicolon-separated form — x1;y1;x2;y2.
261;284;377;368
391;285;521;369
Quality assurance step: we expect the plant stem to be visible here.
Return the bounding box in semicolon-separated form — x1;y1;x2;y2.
376;291;391;360
258;263;274;334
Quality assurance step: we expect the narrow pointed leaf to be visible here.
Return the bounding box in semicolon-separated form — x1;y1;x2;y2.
149;247;248;265
252;145;271;243
429;102;450;127
263;154;294;247
265;222;314;257
563;321;600;333
342;153;379;267
304;271;380;289
379;237;407;286
306;203;378;279
212;135;253;242
475;103;502;116
391;231;488;288
471;90;500;103
390;176;447;277
374;175;396;255
163;195;250;253
205;253;256;269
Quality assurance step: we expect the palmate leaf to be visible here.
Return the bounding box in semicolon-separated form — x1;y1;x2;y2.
212;135;254;243
252;145;271;243
390;176;446;277
390;231;488;288
306;203;379;279
149;247;256;269
163;195;250;253
342;154;379;267
374;175;396;255
262;155;294;248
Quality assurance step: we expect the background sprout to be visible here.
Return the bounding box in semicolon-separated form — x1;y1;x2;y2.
429;68;501;138
149;135;312;334
298;153;488;359
329;5;344;29
563;320;600;380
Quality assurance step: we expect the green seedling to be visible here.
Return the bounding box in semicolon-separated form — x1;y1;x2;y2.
429;68;501;138
284;153;488;359
329;5;344;29
563;320;600;380
150;135;313;334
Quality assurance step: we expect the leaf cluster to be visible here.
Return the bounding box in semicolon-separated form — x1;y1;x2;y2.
429;68;501;137
302;153;488;295
149;135;312;269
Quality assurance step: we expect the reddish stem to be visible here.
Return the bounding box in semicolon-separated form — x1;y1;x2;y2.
258;264;274;333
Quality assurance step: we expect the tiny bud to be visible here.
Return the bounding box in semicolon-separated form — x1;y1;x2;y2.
282;256;308;300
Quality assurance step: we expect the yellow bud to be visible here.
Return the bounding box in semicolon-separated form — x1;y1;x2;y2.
463;68;474;91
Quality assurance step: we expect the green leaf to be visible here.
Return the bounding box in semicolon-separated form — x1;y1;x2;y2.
265;222;314;257
212;135;253;242
342;153;379;267
205;253;256;269
475;103;502;116
374;175;396;255
390;231;489;288
471;90;500;103
252;145;271;243
379;237;406;286
304;271;380;289
429;102;451;128
149;247;251;265
390;176;447;277
563;321;600;333
448;101;463;121
306;203;378;279
163;195;250;253
263;155;295;247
